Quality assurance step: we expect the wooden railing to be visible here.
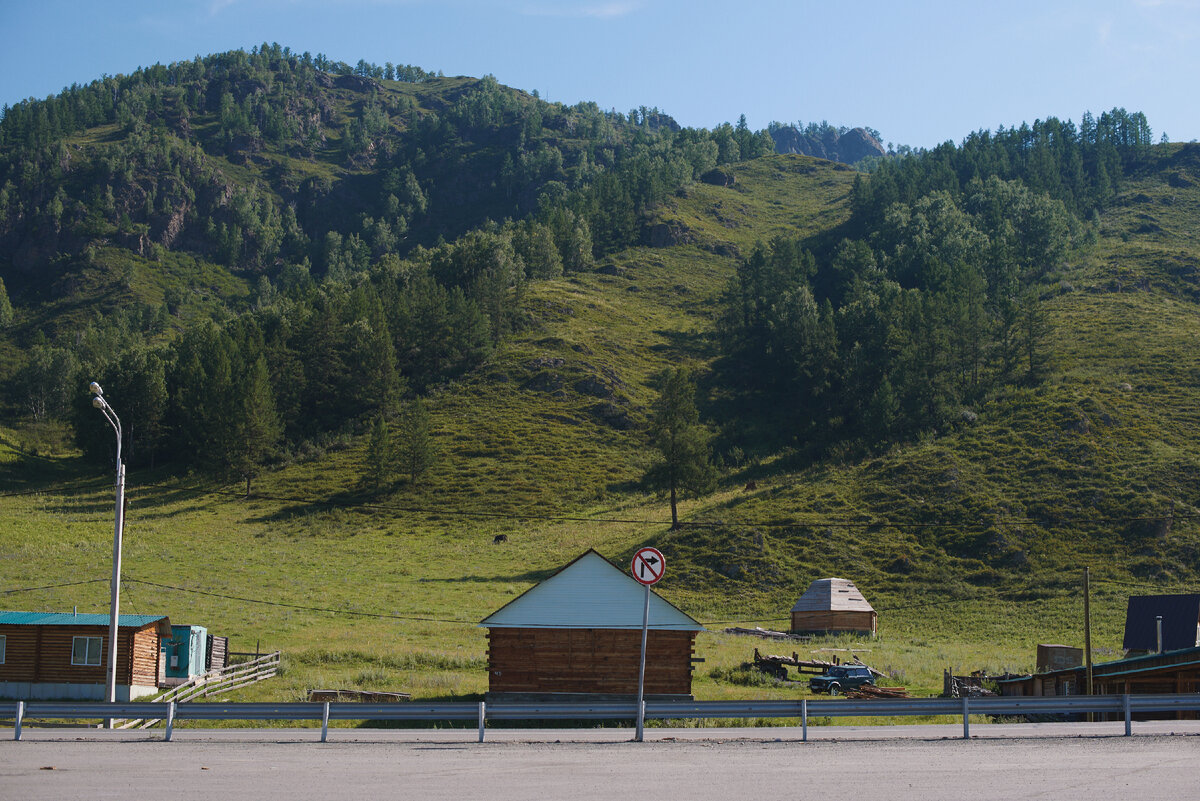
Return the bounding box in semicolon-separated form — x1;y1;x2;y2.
119;651;281;729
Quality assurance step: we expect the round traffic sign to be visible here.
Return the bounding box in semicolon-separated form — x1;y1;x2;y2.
631;546;665;585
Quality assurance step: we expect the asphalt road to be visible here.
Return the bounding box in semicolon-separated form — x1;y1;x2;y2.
3;724;1199;801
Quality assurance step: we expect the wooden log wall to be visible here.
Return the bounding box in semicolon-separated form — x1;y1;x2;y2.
791;610;877;635
0;624;160;686
487;628;696;695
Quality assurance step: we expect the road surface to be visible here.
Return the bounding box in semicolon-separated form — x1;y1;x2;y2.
3;723;1198;800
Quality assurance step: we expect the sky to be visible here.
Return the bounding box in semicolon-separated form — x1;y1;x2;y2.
2;0;1198;149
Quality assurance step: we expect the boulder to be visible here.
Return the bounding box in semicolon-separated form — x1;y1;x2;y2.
769;126;885;165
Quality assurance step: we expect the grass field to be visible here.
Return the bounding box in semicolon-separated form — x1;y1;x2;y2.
3;150;1199;716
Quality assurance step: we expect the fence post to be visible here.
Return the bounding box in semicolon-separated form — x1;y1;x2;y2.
1123;694;1132;737
320;701;330;743
165;702;176;742
477;701;486;743
635;699;646;743
801;699;808;743
961;695;970;739
14;701;24;741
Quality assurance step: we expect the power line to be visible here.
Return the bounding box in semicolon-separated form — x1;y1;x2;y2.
0;578;109;595
122;577;475;625
0;479;115;498
3;475;1194;533
125;479;1197;532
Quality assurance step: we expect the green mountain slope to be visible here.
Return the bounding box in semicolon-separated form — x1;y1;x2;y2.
2;52;1198;700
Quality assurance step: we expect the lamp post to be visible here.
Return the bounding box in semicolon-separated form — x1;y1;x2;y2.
89;382;125;713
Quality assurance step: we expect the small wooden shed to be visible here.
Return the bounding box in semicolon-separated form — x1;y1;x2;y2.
481;549;704;700
790;578;877;636
0;610;171;700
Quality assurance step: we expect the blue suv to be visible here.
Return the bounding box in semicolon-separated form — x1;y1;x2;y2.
809;665;874;695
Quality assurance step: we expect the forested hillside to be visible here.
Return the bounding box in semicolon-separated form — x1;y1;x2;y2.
0;44;773;483
2;47;1199;697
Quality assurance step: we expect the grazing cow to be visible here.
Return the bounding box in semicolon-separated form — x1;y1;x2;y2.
493;534;508;544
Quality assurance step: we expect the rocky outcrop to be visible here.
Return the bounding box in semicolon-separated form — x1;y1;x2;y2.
770;126;885;165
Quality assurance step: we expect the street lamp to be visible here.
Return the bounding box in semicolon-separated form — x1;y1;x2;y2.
89;382;125;713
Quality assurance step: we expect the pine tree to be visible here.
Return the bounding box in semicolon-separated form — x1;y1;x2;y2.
364;412;395;489
0;277;13;328
644;369;717;529
232;354;281;495
395;397;435;485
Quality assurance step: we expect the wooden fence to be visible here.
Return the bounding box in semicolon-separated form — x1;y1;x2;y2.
119;651;281;729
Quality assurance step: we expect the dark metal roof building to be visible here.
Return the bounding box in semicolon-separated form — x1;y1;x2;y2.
1122;595;1200;652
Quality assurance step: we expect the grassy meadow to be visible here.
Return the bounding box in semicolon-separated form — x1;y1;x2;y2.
3;149;1200;726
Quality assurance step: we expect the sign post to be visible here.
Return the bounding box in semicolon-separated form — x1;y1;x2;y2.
631;546;665;742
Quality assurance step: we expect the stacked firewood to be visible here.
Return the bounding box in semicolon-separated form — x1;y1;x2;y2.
844;684;910;699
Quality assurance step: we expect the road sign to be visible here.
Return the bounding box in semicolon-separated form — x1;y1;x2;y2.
631;547;665;586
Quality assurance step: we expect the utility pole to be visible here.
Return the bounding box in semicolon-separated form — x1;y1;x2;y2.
1084;566;1094;698
90;382;125;727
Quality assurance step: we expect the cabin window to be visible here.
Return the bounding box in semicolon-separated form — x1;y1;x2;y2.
71;636;102;666
0;634;5;664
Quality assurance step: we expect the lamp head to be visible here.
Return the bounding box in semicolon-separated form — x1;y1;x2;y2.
92;396;106;410
89;381;103;397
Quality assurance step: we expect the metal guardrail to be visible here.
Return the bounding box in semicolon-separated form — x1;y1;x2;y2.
5;693;1200;742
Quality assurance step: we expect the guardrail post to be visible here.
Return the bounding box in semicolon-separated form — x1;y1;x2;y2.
165;702;176;742
320;702;330;743
961;696;970;739
635;699;645;742
801;699;808;743
1123;694;1132;737
478;701;486;743
14;701;24;741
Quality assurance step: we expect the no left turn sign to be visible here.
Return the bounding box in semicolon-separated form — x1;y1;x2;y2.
631;547;665;585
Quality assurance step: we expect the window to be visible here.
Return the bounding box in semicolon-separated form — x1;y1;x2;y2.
0;634;5;664
71;636;102;666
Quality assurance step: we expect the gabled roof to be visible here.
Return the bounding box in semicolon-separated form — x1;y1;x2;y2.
791;578;875;613
1122;594;1200;652
480;549;703;631
0;610;171;636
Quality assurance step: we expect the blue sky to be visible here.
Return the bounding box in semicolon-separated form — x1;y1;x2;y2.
2;0;1198;149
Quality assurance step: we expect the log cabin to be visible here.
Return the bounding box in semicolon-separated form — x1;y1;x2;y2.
790;577;877;636
0;610;171;700
480;550;704;700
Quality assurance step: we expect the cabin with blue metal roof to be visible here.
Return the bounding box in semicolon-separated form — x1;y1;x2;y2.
480;549;704;700
0;610;171;701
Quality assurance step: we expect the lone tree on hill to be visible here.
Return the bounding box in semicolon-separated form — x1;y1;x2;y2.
644;369;717;529
396;397;436;485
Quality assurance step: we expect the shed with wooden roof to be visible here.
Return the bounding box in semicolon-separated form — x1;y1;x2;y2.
0;610;171;700
790;578;877;636
480;549;704;700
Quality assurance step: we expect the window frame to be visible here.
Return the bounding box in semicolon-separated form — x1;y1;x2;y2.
71;635;103;666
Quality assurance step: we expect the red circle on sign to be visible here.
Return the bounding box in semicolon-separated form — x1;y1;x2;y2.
631;547;665;585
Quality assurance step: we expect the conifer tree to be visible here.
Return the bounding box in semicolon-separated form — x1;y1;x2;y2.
364;412;395;489
0;277;12;328
232;353;281;495
644;369;717;529
396;397;435;485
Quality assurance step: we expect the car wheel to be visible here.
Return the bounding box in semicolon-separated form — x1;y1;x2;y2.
828;683;840;696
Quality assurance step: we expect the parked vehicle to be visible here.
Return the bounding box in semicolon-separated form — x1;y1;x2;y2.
809;665;875;695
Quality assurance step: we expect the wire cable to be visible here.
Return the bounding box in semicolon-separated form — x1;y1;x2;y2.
122;577;476;625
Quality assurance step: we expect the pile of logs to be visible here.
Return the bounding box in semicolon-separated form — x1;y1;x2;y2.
308;689;412;702
845;684;910;699
724;626;810;642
